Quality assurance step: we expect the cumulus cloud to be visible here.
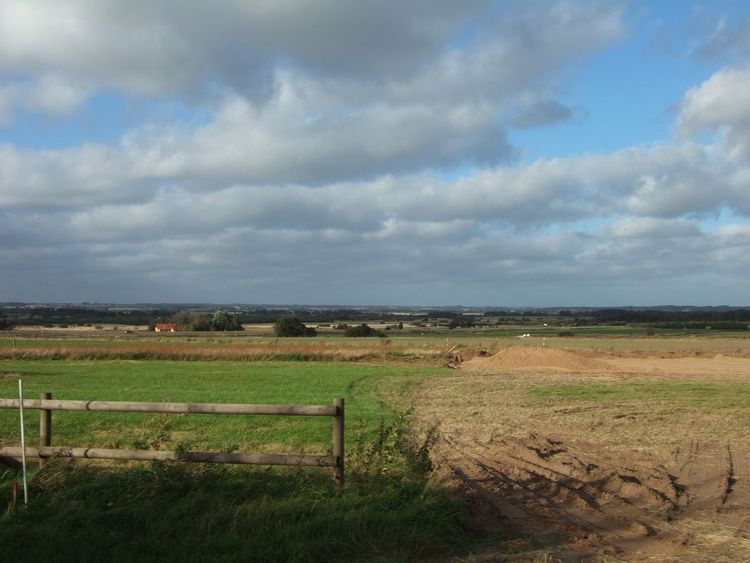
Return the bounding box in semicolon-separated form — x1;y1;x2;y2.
2;1;749;305
0;0;486;96
678;64;750;164
679;64;750;132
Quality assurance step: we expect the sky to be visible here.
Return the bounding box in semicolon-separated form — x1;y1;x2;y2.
1;1;750;307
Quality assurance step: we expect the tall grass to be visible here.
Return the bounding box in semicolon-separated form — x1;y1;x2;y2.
0;343;444;363
0;451;471;562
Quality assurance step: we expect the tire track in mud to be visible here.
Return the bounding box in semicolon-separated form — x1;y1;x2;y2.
442;434;680;556
673;441;750;538
439;434;750;559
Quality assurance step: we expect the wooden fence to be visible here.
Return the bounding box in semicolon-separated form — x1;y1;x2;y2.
0;393;345;487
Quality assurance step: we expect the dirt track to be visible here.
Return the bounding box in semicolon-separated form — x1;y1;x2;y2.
415;348;750;561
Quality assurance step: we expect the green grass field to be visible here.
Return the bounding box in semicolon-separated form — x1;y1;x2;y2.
0;360;444;451
0;359;476;562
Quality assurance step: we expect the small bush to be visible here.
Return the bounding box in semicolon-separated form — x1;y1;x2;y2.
557;331;575;337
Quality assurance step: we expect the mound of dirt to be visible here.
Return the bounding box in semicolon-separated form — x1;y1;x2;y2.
462;346;611;372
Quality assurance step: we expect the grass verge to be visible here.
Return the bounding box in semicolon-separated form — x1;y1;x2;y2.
0;455;472;562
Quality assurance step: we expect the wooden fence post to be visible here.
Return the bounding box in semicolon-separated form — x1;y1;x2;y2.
333;398;344;489
39;392;52;467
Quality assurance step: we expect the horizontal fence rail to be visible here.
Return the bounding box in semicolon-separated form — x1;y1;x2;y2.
0;393;345;487
0;399;337;417
0;447;338;467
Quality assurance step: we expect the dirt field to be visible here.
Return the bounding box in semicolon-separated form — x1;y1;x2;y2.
415;347;750;561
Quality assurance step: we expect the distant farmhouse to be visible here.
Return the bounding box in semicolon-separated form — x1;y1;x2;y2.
154;323;180;333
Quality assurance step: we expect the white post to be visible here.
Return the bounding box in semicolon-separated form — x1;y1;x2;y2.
18;379;29;505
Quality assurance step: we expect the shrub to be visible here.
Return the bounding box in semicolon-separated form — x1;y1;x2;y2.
274;316;317;337
557;331;575;337
344;324;382;337
448;317;474;329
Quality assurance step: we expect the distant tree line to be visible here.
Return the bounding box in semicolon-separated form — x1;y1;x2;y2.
150;311;244;332
648;321;748;331
4;304;750;330
1;307;177;326
589;308;750;324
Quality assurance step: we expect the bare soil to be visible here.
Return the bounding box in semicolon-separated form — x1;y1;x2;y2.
462;346;612;373
415;347;750;561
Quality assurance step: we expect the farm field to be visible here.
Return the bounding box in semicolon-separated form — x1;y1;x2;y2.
0;330;749;561
3;326;750;361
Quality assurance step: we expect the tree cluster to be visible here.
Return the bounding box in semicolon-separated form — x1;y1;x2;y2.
150;310;244;332
274;316;317;337
448;316;475;329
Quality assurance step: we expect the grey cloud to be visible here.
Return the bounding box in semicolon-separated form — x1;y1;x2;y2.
507;99;575;129
0;0;489;98
2;139;740;248
608;217;702;239
0;1;620;100
5;210;750;305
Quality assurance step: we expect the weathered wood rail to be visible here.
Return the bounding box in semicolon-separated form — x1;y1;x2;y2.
0;394;345;487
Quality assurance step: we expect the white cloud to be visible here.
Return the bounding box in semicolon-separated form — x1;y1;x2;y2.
679;63;750;164
2;1;750;305
0;75;90;126
679;64;750;132
25;74;90;115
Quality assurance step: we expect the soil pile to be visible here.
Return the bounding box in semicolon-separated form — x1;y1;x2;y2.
462;346;611;372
